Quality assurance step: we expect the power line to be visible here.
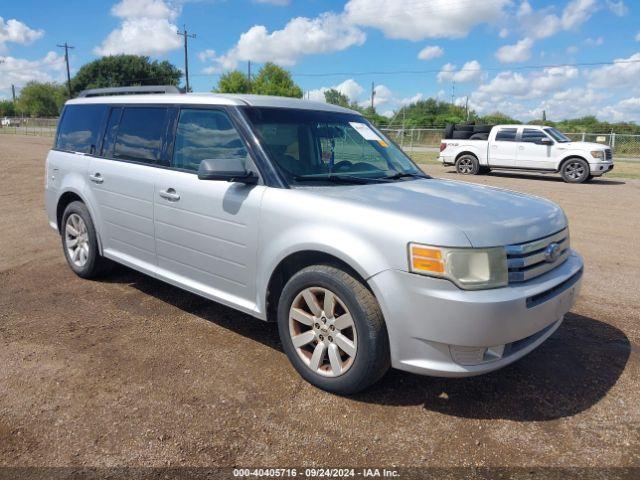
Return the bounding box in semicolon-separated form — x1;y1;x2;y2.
177;25;196;92
56;42;74;97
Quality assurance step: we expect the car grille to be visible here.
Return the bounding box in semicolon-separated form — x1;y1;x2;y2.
506;228;570;283
605;148;613;160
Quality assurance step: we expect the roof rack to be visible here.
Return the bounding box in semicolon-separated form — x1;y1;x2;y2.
77;85;182;98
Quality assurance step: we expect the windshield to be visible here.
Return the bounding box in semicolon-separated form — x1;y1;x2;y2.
242;107;426;185
544;127;571;143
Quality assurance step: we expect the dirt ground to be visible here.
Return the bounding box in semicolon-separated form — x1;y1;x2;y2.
1;135;639;470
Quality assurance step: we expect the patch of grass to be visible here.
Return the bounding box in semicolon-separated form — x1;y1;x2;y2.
407;151;640;180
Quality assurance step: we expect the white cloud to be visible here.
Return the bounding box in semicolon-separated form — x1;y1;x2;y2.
0;17;43;53
566;45;579;54
605;0;628;17
585;36;604;46
601;96;640;122
401;93;423;105
588;52;640;89
516;0;596;41
306;78;365;104
94;0;182;56
437;60;483;83
0;51;65;96
496;38;534;63
417;45;443;61
207;13;365;70
635;32;640;42
562;0;597;29
499;28;509;38
344;0;511;40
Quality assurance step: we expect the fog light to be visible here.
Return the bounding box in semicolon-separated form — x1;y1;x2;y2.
450;344;506;365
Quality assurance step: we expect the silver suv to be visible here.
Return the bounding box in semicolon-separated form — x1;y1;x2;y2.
45;87;583;394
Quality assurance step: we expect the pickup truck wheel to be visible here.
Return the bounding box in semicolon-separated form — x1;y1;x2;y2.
561;158;590;183
61;201;112;279
456;155;480;175
277;265;390;395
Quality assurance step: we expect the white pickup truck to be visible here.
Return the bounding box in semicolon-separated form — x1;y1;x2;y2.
438;124;614;183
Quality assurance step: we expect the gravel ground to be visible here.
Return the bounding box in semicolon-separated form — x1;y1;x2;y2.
0;135;639;469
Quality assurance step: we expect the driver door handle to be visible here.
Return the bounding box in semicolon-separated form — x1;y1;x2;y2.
159;188;181;201
89;173;104;184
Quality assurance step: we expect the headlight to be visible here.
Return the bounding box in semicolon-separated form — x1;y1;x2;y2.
591;150;604;159
409;243;508;290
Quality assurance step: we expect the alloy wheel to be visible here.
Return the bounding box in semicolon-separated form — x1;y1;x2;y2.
458;157;474;174
288;287;358;377
566;161;586;180
65;213;90;268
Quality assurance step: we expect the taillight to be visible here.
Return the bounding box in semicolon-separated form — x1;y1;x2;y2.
440;142;447;152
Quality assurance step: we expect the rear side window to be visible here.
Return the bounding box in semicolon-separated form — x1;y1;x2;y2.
495;128;517;142
172;108;248;172
521;129;548;143
56;104;108;154
114;107;169;164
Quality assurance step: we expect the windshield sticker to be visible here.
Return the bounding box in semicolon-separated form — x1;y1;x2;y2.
349;122;386;146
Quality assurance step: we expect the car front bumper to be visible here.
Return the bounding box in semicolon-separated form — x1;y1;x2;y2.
590;161;614;176
368;250;583;377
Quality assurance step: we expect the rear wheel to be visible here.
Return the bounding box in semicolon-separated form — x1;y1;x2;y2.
61;201;112;278
456;154;480;175
561;158;590;183
277;265;390;395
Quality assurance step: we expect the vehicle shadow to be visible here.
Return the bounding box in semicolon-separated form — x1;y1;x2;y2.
356;312;631;421
103;267;630;422
443;169;626;185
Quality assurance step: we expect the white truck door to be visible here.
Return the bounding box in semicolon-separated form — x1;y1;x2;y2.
516;128;556;170
488;127;518;167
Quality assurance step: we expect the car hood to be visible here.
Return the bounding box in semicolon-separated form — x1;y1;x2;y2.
561;141;608;151
312;178;567;248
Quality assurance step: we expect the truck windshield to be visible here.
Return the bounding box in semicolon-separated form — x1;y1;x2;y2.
544;127;572;143
242;107;426;185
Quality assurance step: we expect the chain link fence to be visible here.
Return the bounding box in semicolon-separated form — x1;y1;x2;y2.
381;127;640;159
1;117;639;159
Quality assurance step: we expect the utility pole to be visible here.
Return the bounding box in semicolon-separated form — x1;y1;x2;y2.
370;81;376;111
56;42;74;97
177;25;196;92
451;80;455;105
11;84;16;103
465;96;469;121
247;60;251;92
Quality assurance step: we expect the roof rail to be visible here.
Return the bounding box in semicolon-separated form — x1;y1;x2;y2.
77;85;182;98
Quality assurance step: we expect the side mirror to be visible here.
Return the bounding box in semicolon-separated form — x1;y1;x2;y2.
197;158;258;184
537;137;554;146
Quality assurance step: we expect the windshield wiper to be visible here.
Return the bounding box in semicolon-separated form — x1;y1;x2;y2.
383;172;429;180
293;174;393;184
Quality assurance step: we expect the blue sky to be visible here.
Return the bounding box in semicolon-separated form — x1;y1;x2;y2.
1;0;639;122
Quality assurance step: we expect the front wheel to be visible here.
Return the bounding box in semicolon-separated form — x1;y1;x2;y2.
561;158;590;183
277;265;390;395
455;154;480;175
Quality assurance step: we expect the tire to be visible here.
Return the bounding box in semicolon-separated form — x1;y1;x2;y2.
473;125;493;134
455;154;480;175
560;158;590;183
454;124;474;132
444;124;454;139
469;133;489;140
277;265;390;395
61;201;112;279
451;130;473;139
479;165;492;174
585;174;594;182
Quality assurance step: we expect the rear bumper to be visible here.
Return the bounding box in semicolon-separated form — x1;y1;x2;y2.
438;156;454;166
368;250;583;377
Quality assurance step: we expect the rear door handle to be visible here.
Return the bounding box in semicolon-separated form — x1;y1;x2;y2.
89;173;104;184
159;188;181;201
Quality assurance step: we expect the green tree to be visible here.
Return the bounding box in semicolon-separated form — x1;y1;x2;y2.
251;63;303;98
215;70;252;94
0;100;16;116
324;88;350;108
478;111;519;125
17;82;67;117
70;55;182;96
390;98;472;127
